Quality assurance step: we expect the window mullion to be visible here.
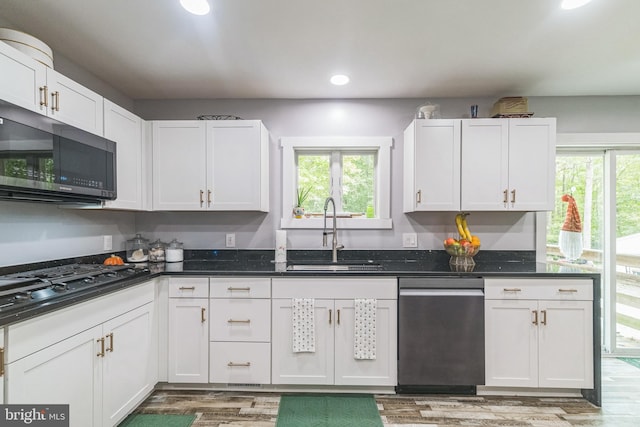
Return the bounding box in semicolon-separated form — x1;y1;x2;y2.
331;151;343;211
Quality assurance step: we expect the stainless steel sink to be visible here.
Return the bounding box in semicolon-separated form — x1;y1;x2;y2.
286;263;382;271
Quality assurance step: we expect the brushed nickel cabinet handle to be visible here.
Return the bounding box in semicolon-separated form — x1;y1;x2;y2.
51;91;60;112
503;288;522;292
541;310;547;325
227;287;251;292
558;289;578;293
503;189;508;204
199;190;204;207
227;362;251;367
329;309;332;325
0;347;4;376
532;310;538;325
227;319;251;324
337;309;340;325
39;86;48;107
416;190;422;204
179;286;196;290
511;189;516;204
106;332;114;352
201;307;206;323
97;337;105;357
208;190;212;206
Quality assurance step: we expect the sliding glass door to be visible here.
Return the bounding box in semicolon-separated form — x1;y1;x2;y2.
547;150;640;355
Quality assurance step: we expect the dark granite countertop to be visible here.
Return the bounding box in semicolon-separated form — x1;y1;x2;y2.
0;249;600;327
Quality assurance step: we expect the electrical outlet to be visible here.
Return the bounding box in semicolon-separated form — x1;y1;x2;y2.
103;235;113;251
225;233;236;248
402;233;417;248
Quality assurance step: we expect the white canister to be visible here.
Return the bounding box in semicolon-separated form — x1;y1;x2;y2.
165;238;184;262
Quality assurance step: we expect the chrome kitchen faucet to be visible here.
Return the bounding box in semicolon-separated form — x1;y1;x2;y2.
323;197;344;262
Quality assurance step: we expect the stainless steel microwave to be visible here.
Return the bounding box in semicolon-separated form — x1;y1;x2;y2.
0;101;116;204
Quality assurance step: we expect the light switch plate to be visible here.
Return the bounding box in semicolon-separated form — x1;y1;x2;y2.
402;233;418;248
225;233;236;248
103;235;113;251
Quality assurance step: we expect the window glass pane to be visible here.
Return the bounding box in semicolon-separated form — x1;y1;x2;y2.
548;155;604;263
615;153;640;350
342;153;375;215
297;153;330;213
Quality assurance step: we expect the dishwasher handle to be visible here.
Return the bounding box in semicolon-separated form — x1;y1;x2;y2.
399;288;484;297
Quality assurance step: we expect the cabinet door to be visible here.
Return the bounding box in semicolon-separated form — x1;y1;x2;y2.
102;303;155;427
103;100;144;210
152;121;207;210
484;299;538;387
404;120;461;211
334;299;397;386
271;299;334;385
46;68;104;136
6;326;102;427
0;41;47;113
507;118;556;211
206;121;268;211
461;119;510;211
168;298;209;383
538;300;593;388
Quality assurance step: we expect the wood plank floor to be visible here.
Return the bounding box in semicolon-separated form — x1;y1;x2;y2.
128;358;640;426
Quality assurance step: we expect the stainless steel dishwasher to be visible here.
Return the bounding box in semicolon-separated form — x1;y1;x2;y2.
397;276;485;393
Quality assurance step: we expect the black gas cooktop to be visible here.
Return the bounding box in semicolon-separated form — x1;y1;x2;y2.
0;263;149;312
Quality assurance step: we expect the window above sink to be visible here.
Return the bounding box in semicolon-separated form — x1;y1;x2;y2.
280;136;393;230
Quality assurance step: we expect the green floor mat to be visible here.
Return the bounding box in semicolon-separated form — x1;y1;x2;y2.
619;357;640;370
118;414;196;427
276;394;383;427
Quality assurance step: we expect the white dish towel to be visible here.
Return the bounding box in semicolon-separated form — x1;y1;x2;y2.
292;298;315;353
354;298;377;360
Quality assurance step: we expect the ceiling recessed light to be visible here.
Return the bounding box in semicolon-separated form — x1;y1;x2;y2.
180;0;211;15
560;0;592;10
330;75;350;86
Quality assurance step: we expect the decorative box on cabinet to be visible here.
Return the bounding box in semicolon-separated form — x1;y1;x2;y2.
403;119;461;211
168;277;209;383
209;277;271;385
271;277;397;387
152;120;269;211
461;118;556;211
5;281;156;427
484;278;594;389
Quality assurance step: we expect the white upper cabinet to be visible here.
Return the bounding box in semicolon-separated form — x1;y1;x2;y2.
461;118;556;211
152;120;269;211
103;100;146;210
0;41;46;112
0;41;104;136
403;119;461;212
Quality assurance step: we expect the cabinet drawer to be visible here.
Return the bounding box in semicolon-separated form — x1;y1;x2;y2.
210;342;270;384
210;299;270;342
169;277;209;298
210;278;270;298
485;278;592;301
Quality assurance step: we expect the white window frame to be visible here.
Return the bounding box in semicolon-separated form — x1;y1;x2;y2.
280;136;393;229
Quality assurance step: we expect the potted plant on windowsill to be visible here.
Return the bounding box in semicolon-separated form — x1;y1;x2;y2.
293;187;311;218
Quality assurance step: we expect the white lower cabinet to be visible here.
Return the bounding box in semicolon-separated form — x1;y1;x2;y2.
6;281;156;427
209;278;271;384
168;278;209;383
271;278;397;387
484;278;594;389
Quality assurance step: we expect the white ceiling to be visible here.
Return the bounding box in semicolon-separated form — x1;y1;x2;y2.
1;0;639;100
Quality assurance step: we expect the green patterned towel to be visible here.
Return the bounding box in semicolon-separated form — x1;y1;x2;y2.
276;394;383;427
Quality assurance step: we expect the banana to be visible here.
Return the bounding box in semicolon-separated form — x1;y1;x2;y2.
455;213;466;239
461;213;472;241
